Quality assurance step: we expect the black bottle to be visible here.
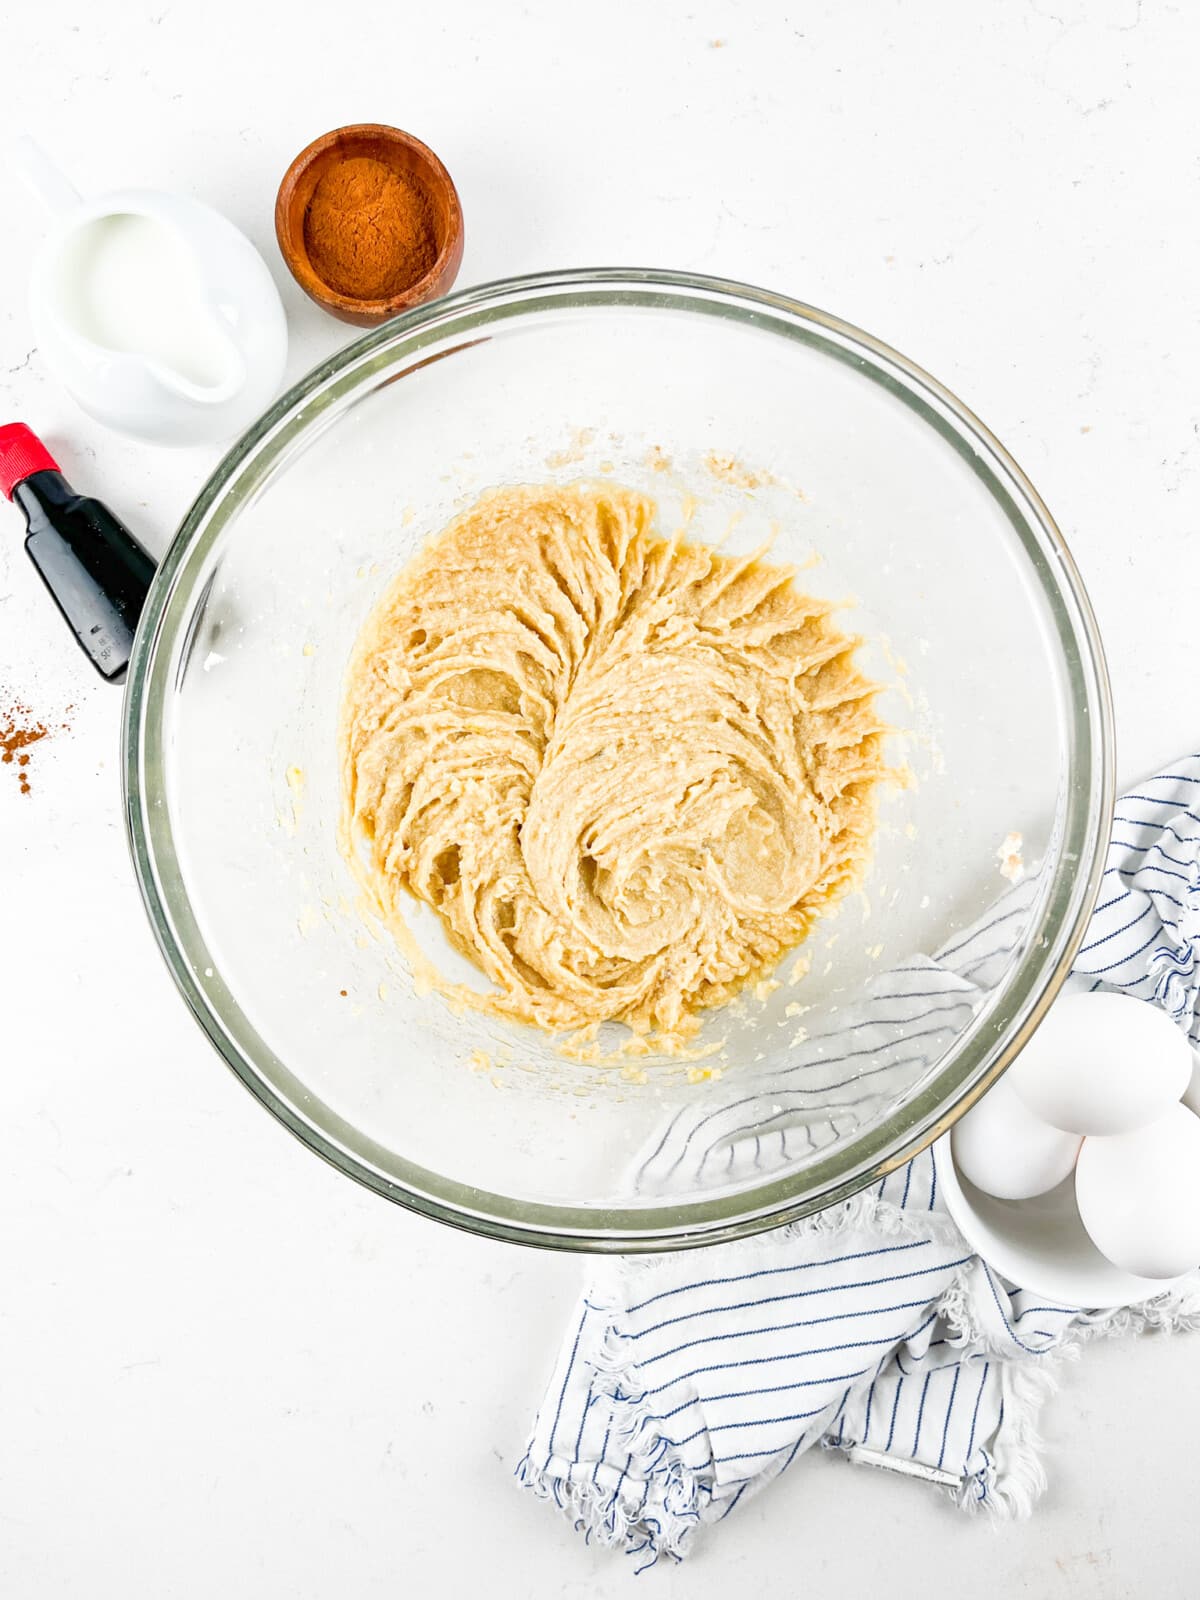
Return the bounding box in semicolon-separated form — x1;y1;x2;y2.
0;423;156;682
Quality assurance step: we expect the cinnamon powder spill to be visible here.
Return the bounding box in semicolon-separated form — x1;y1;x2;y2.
1;698;70;795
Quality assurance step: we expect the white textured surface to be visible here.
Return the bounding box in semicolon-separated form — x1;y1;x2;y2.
2;1;1198;1594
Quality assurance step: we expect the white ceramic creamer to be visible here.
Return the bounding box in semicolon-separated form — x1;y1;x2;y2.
13;137;288;446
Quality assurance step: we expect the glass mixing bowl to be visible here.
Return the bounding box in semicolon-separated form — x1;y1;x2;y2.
123;269;1113;1251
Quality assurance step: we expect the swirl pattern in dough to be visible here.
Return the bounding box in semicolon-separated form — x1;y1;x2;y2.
340;483;887;1044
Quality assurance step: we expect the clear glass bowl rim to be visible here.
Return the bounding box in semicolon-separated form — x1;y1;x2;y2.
122;267;1115;1253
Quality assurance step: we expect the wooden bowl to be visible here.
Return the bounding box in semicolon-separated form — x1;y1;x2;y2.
275;124;464;328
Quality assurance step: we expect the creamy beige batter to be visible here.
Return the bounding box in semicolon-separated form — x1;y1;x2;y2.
340;483;887;1046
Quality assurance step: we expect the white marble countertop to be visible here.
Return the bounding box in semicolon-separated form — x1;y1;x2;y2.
2;2;1197;1594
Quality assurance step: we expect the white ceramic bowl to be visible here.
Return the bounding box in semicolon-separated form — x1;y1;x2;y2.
934;1134;1186;1308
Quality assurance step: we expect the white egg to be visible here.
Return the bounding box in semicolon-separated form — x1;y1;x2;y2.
951;1074;1081;1200
1075;1103;1200;1280
1008;991;1191;1136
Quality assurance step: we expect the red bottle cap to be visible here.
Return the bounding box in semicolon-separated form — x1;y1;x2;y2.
0;423;60;500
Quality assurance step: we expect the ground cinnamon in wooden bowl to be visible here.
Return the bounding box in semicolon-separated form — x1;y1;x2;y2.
276;125;464;327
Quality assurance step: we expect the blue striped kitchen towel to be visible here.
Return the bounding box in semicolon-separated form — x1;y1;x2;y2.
518;756;1200;1567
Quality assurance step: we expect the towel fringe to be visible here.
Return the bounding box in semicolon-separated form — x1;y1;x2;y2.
955;1357;1055;1517
931;1269;980;1347
1082;1281;1200;1339
514;1449;687;1566
516;1282;708;1567
951;1276;1200;1518
778;1190;966;1252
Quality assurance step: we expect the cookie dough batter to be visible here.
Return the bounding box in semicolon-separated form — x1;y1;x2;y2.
340;483;887;1044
